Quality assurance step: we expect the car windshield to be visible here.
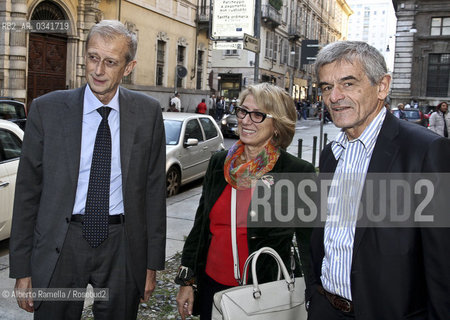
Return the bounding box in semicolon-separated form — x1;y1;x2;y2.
393;109;420;120
164;119;182;145
404;110;420;120
0;102;26;120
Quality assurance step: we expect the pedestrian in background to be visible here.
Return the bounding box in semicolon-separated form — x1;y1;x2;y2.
9;20;166;319
175;82;314;320
170;92;181;112
429;101;449;138
396;102;406;119
196;98;207;114
209;94;217;118
309;40;450;320
229;99;237;114
302;100;310;120
216;96;225;120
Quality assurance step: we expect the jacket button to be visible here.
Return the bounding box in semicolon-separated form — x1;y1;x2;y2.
56;248;60;253
65;217;70;223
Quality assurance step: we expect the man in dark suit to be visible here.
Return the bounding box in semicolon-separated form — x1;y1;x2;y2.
9;20;166;319
308;41;450;320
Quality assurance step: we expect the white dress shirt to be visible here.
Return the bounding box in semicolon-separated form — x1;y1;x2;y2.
72;85;124;215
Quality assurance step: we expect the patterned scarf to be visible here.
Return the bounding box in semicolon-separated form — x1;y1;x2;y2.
224;140;280;190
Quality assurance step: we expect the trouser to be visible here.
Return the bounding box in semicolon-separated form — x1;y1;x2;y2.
198;273;232;320
216;109;223;120
34;221;140;320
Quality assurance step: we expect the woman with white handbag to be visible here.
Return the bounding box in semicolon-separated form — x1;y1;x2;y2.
175;83;315;320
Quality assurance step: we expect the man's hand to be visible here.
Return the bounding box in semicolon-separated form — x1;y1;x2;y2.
176;285;194;320
14;277;34;312
140;269;156;302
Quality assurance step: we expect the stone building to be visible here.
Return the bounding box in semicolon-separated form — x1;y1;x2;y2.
0;0;211;112
210;0;352;102
390;0;450;107
346;0;397;72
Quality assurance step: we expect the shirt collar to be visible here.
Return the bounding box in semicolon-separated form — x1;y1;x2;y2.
83;85;120;115
331;107;387;160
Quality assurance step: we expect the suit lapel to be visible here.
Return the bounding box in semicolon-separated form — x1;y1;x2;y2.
62;86;85;185
119;87;137;191
352;111;400;260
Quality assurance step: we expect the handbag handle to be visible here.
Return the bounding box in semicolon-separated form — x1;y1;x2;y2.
249;247;295;299
241;250;281;285
231;188;241;283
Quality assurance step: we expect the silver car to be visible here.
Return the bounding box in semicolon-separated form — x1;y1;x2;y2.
0;120;23;240
164;112;225;197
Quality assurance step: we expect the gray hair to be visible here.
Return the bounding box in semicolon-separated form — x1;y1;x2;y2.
86;20;137;63
314;41;387;85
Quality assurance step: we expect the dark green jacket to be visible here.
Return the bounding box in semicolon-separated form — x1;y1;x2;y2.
181;149;315;292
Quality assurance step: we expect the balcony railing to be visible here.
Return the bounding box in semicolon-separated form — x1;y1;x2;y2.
261;4;282;28
288;24;301;40
197;5;210;24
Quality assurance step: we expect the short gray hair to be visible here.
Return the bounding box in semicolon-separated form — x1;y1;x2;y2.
314;41;387;85
86;20;137;63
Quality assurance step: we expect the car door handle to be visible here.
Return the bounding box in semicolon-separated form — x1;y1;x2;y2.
0;181;9;189
202;146;208;150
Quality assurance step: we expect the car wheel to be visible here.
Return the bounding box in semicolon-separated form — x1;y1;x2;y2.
166;166;181;197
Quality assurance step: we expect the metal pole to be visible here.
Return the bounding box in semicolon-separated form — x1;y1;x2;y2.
319;100;324;153
312;136;317;167
297;138;303;159
254;0;261;84
174;66;177;93
289;70;294;96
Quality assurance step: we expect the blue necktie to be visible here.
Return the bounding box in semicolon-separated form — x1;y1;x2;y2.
83;106;112;248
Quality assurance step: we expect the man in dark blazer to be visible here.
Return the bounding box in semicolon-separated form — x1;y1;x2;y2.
308;41;450;320
9;20;166;319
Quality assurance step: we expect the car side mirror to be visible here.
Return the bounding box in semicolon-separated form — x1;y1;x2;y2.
184;138;199;147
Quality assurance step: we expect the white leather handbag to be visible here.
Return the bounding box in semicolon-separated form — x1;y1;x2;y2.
211;246;307;320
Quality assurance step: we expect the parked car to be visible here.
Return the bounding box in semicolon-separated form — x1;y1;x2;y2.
0;97;27;130
0;120;23;241
392;108;426;126
164;113;225;197
220;113;239;138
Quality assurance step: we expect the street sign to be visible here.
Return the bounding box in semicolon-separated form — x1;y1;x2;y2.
177;66;187;78
300;39;319;67
211;0;255;39
213;41;243;50
243;33;260;53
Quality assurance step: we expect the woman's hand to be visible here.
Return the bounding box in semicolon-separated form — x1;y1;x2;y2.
176;285;195;320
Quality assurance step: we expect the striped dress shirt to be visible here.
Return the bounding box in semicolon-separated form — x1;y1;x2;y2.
321;107;387;300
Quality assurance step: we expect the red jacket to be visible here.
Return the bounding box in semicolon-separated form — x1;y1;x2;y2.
196;102;207;114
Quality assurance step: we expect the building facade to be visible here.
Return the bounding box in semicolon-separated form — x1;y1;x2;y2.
0;0;211;112
390;0;450;107
346;0;397;72
209;0;352;102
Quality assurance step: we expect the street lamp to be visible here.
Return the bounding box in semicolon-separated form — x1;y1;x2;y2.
289;47;296;96
290;46;296;55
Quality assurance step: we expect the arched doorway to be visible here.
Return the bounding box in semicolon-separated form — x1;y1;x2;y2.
27;1;67;110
